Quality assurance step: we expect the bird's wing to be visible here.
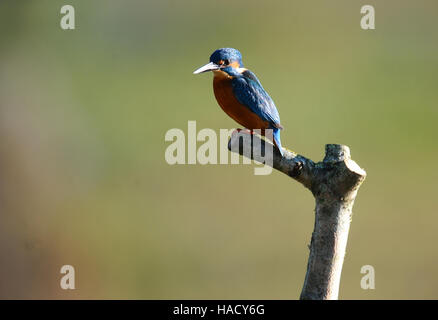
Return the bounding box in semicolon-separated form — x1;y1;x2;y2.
241;69;262;85
231;70;283;129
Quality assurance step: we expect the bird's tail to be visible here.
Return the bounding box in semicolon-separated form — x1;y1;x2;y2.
273;128;284;157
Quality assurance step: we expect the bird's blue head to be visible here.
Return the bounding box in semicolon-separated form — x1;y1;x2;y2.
193;48;244;74
209;48;243;68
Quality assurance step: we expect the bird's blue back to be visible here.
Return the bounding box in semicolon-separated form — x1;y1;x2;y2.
230;69;282;130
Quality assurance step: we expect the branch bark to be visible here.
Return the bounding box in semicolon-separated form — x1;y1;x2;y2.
228;131;366;300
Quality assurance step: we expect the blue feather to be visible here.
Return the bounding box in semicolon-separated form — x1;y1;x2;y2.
210;48;244;67
230;70;282;129
273;128;284;156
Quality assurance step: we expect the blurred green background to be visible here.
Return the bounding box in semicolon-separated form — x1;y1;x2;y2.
0;0;437;299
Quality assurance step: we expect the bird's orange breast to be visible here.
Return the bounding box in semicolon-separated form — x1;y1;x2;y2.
212;72;269;130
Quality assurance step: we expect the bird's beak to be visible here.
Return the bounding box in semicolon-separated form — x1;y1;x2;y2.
193;62;220;74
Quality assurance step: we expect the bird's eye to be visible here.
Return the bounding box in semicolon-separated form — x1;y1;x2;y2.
223;59;230;65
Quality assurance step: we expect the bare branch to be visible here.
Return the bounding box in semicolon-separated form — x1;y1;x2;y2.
228;131;366;300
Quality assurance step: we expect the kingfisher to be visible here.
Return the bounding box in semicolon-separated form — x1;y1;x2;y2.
193;48;284;156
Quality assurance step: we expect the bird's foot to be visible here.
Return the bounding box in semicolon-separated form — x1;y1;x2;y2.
234;128;255;135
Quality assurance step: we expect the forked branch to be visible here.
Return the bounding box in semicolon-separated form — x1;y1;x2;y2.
228;131;366;300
